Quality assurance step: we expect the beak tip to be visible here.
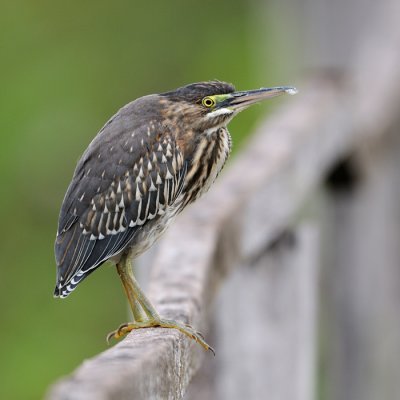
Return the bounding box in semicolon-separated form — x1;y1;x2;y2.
285;87;298;95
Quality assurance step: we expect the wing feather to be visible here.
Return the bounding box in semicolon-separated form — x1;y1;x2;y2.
55;110;186;297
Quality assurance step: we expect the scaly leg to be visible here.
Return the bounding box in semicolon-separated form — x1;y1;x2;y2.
107;252;214;354
115;259;146;323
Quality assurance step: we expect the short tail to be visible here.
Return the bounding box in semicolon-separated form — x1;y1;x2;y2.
53;267;99;298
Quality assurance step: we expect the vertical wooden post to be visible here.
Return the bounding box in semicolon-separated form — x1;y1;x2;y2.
187;225;319;400
320;125;400;400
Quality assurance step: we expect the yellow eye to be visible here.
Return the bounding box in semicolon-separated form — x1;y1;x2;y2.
202;96;216;108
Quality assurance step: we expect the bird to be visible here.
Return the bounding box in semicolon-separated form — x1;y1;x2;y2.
54;80;297;353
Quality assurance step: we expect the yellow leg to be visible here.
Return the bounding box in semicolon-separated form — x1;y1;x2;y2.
115;259;146;323
107;252;214;354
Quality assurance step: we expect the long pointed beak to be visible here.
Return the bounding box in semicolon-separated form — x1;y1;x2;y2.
224;86;298;111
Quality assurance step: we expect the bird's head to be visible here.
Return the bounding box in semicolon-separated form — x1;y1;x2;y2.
160;80;297;131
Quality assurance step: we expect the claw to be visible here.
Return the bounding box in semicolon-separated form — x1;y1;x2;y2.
106;323;130;344
118;322;129;331
106;330;117;345
116;324;128;337
208;346;216;357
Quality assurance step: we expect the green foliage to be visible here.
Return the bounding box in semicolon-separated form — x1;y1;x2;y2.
0;1;283;398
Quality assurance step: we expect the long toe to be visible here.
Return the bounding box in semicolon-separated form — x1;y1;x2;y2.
106;318;215;354
157;318;214;354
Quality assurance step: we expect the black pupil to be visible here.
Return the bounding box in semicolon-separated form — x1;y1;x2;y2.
205;98;212;106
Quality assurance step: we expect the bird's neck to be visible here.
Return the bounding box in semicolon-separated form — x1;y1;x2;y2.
181;126;232;207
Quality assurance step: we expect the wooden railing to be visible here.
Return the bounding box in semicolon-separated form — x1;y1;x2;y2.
47;4;400;399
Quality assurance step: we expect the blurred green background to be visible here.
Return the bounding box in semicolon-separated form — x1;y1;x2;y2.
0;1;290;398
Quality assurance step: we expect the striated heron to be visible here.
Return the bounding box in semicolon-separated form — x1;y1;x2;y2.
54;81;297;353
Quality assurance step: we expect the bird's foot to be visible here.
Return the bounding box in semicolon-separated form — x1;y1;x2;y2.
106;318;215;355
